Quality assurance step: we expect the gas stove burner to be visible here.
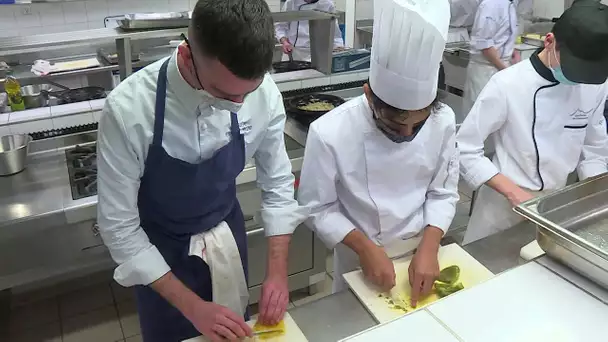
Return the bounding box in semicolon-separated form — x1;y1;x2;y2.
66;144;98;200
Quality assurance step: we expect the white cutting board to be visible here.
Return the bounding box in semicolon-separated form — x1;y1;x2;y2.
339;310;459;342
428;262;608;342
344;243;494;323
182;313;307;342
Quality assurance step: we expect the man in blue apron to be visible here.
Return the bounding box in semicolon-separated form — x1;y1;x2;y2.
97;1;308;341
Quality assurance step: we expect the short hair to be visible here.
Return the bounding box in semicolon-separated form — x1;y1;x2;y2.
368;82;440;119
190;0;275;80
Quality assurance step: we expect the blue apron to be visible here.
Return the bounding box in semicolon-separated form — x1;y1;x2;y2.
135;58;248;342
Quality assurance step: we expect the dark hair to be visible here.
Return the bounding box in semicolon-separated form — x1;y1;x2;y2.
368;82;441;118
190;0;275;80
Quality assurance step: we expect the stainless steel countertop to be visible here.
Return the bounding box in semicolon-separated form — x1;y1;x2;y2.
0;135;305;232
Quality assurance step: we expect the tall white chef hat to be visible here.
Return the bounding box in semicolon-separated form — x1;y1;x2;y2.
369;0;450;110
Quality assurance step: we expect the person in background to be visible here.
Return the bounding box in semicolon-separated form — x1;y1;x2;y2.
275;0;345;62
298;0;459;307
463;0;520;116
449;0;481;28
96;1;307;341
457;0;608;246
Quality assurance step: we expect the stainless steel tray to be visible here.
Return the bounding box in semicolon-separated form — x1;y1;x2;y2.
515;173;608;289
118;12;191;30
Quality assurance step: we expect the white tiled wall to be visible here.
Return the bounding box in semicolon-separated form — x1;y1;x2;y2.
0;0;282;38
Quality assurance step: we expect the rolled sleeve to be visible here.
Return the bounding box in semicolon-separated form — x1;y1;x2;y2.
254;90;309;237
423;115;460;233
578;93;608;179
457;78;507;189
297;125;356;249
97;97;170;287
471;4;499;51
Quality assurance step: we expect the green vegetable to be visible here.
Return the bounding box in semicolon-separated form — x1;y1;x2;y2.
435;282;464;298
437;265;460;285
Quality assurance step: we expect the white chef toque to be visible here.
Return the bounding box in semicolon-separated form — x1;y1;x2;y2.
369;0;450;111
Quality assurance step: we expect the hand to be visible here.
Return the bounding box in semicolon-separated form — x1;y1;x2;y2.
506;187;534;207
280;39;293;54
258;274;289;325
359;244;396;292
408;243;440;308
184;299;252;342
512;50;522;64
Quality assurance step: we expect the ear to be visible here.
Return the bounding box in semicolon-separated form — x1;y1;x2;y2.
544;33;556;50
177;44;191;61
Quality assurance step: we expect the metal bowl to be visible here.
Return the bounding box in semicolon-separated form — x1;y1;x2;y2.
21;84;53;109
0;134;32;176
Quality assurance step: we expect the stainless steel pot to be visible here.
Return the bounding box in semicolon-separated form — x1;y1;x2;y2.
0;134;32;176
21;84;52;109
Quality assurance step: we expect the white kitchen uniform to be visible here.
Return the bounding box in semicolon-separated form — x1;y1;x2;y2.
97;49;308;287
299;96;459;292
449;0;481;28
274;0;344;62
298;0;458;293
458;51;608;245
463;0;518;116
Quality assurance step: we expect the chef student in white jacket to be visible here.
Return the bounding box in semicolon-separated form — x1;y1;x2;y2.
275;0;344;62
458;0;608;246
463;0;520;115
298;0;459;306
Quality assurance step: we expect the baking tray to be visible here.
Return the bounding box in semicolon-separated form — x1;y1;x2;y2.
118;12;190;30
515;173;608;289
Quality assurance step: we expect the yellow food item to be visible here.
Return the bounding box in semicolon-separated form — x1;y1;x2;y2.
252;320;286;340
297;101;335;111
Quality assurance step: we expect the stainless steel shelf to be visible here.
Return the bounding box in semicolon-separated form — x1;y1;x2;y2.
271;10;337;22
0;27;185;57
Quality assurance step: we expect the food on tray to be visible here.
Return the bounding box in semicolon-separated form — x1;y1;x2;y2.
297;100;335;112
435;281;465;298
378;265;466;313
253;319;286;340
437;265;460;284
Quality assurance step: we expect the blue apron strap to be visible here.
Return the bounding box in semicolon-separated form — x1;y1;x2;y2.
229;112;240;135
152;58;172;147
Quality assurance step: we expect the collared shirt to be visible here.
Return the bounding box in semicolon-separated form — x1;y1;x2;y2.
470;0;518;59
97;49;308;287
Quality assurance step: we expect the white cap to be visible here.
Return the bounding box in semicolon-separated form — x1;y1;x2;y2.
369;0;450;110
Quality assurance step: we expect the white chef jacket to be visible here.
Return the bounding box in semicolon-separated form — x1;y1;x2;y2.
470;0;518;59
97;50;306;287
297;95;459;249
458;51;608;192
274;0;344;50
449;0;480;28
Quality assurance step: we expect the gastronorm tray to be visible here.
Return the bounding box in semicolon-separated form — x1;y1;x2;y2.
515;173;608;289
118;12;191;30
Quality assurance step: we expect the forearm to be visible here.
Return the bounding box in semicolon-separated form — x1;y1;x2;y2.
150;271;201;317
482;47;507;70
418;226;444;252
267;234;291;278
342;229;375;256
486;173;525;202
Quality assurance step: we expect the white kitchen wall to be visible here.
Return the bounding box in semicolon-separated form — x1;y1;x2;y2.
0;0;282;38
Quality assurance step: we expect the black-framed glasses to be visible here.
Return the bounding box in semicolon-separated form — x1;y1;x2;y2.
181;33;204;90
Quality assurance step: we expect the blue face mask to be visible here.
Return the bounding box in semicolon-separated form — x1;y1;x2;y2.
550;48;579;86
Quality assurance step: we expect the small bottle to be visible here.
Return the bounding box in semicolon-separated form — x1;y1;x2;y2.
5;75;25;111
